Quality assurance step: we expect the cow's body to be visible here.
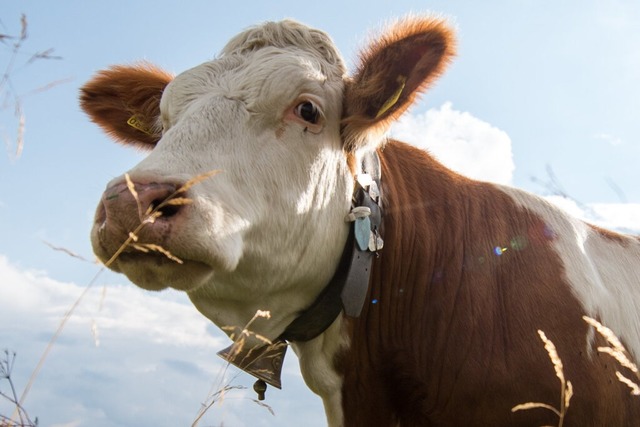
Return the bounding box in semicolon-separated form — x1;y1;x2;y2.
81;17;640;426
338;141;640;425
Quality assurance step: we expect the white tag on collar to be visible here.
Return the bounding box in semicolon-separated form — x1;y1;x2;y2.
356;173;373;188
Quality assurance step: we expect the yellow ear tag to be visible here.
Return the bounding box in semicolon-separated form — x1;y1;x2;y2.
375;75;407;119
127;115;153;136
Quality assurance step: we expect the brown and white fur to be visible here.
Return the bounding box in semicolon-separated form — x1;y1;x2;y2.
81;17;640;426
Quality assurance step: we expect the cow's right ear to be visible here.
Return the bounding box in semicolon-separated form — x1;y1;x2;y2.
80;63;173;149
342;16;456;152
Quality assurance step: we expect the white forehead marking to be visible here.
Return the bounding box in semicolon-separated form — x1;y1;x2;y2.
220;19;346;78
160;20;346;130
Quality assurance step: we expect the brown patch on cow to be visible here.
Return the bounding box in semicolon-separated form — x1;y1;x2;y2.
335;140;640;426
342;17;456;151
80;63;173;149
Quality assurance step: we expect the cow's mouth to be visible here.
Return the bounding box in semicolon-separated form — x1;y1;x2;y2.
113;251;215;292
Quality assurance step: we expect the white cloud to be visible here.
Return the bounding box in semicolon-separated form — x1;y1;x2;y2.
546;196;640;233
391;103;639;235
391;102;515;185
594;132;623;146
391;104;637;232
0;256;324;427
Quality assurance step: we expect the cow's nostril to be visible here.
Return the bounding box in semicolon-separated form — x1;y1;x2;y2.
151;198;181;218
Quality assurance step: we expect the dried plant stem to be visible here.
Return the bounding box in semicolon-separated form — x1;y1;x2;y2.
11;170;220;424
583;316;640;396
225;310;273;359
41;239;91;262
13;266;104;421
1;13;64;160
2;351;37;427
512;330;573;427
192;310;274;426
113;170;221;263
191;384;245;427
106;171;220;265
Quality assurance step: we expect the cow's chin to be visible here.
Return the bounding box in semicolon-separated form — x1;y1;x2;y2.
113;253;215;292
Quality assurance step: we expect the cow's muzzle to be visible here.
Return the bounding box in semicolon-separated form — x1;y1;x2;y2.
93;179;186;265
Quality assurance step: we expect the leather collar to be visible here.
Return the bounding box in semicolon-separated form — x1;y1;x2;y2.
217;150;383;397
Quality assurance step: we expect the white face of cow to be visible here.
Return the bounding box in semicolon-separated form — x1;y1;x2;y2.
82;18;456;342
136;47;347;285
88;22;355;336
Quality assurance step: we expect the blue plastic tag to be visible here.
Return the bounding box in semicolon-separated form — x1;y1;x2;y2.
354;216;371;251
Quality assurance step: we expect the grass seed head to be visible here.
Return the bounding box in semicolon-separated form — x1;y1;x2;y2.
538;330;566;385
177;170;221;194
616;371;640;396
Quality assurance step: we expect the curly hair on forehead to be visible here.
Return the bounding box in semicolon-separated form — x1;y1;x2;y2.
220;19;346;79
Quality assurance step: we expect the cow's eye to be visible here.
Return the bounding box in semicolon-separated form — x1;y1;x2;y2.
295;101;320;124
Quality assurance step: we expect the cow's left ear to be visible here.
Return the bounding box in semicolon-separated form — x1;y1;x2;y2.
342;16;456;151
80;63;173;149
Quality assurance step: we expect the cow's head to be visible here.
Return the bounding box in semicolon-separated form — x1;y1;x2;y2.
81;17;455;339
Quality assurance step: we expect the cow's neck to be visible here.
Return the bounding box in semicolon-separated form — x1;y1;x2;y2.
297;141;456;426
292;141;470;426
281;149;383;341
197;150;383;397
335;140;483;424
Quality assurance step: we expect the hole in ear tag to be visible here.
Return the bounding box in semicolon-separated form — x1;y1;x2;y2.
127;115;153;136
354;216;371;251
375;75;406;119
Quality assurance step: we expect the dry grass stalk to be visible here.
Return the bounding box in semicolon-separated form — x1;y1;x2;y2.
1;13;63;161
124;174;142;220
130;243;184;264
225;310;273;360
41;240;91;263
115;171;220;263
191;384;246;427
616;372;640;396
104;171;222;266
177;170;221;193
512;330;573;427
162;197;193;206
15;107;24;160
10;170;220;424
103;170;220;271
251;398;276;416
1;351;37;427
192;310;275;426
583;316;640;396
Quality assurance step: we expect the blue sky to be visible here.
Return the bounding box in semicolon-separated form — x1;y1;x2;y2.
1;1;639;426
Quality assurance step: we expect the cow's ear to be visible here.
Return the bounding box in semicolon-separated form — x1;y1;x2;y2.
342;16;456;151
80;63;173;149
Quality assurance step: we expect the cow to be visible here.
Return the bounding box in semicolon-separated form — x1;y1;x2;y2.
80;16;640;426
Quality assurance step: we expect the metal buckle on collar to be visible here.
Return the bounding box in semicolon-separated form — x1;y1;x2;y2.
348;173;383;253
